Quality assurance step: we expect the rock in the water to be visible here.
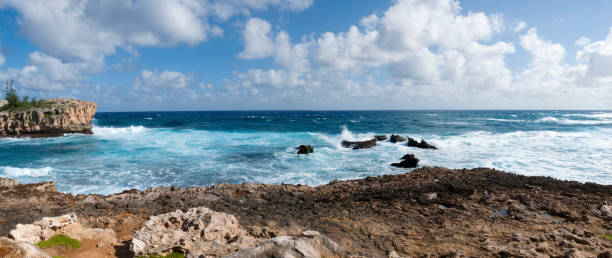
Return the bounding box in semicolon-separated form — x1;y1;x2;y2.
224;230;349;258
0;98;96;137
391;154;419;168
9;213;116;249
0;237;50;258
131;207;260;257
374;135;387;141
341;139;377;150
407;137;437;149
296;145;314;154
389;134;406;143
0;177;18;188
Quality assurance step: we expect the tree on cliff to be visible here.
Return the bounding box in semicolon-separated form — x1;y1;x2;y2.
4;80;18;105
1;80;46;111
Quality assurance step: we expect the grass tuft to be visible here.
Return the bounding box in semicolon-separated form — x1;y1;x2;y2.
601;234;612;240
36;234;81;250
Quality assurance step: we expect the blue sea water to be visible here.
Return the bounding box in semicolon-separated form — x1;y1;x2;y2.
1;110;611;194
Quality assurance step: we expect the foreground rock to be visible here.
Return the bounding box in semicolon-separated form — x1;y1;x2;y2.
391;154;419;168
0;98;97;137
341;139;376;149
225;230;349;258
296;145;314;154
131;207;259;257
389;134;406;143
0;177;18;188
0;237;50;258
407;137;437;149
1;167;612;257
9;213;116;254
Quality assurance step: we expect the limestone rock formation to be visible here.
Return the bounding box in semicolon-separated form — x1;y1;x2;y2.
224;230;350;258
0;237;50;258
9;213;116;250
341;139;377;149
131;207;260;257
0;177;18;188
0;98;97;137
296;145;314;154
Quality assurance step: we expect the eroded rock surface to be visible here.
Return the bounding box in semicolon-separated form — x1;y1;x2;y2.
341;139;376;149
0;177;18;188
9;213;116;250
0;98;96;137
224;230;349;258
0;237;50;258
391;154;419;168
407;137;437;149
389;134;406;143
131;207;260;257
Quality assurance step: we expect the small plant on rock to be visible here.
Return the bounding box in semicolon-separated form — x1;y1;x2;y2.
36;234;81;250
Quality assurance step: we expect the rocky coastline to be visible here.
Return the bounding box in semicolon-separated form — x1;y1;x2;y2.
1;167;611;257
0;98;96;137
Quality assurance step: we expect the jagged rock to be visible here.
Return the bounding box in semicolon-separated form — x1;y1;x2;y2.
0;98;96;137
407;137;437;149
0;237;50;258
375;135;387;141
0;177;18;188
9;213;116;249
391;154;419;168
389;134;406;143
296;145;314;154
223;230;349;258
600;204;611;220
131;207;260;257
341;139;376;150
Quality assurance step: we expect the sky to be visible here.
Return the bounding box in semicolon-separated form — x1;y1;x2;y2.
0;0;611;111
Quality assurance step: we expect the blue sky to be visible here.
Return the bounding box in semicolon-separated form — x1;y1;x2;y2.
0;0;611;111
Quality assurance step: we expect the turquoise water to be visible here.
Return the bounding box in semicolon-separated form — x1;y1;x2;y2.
1;110;611;194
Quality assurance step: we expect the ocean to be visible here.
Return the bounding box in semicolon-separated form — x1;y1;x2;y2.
1;110;611;194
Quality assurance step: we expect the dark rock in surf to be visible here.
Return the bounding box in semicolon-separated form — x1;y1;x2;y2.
296;145;314;154
389;134;406;143
391;154;419;168
374;135;387;141
341;139;377;150
407;137;437;149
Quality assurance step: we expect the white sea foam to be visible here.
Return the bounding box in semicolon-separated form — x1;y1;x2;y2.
536;116;612;125
92;125;147;135
485;118;525;122
563;112;612;119
1;166;52;177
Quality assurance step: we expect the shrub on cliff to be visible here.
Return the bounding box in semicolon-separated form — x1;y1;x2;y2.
1;80;48;111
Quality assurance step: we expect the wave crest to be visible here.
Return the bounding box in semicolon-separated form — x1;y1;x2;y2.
92;125;147;135
1;166;52;177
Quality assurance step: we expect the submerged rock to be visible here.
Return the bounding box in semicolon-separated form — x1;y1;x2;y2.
391;154;419;168
389;134;406;143
375;135;387;141
0;237;50;258
131;207;260;257
9;213;116;249
0;98;96;137
296;145;314;154
224;230;349;258
407;137;437;149
341;139;377;150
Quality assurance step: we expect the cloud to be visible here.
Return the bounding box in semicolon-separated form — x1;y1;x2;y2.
133;70;193;92
513;21;527;32
237;18;275;59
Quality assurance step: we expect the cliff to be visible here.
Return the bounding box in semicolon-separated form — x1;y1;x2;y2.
0;98;97;137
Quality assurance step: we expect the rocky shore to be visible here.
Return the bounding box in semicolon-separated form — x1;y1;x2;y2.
0;98;96;137
1;167;611;257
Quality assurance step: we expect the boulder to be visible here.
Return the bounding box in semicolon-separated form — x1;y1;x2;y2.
407;137;437;149
223;230;349;258
391;154;419;168
374;135;387;141
9;213;116;249
341;139;376;150
0;177;18;188
389;134;406;143
296;145;314;154
0;237;50;258
131;207;260;257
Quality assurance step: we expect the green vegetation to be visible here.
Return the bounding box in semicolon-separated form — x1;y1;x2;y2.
0;80;49;112
52;256;66;258
601;234;612;240
36;234;81;250
136;252;186;258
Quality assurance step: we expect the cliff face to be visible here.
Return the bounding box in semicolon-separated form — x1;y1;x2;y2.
0;98;97;137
